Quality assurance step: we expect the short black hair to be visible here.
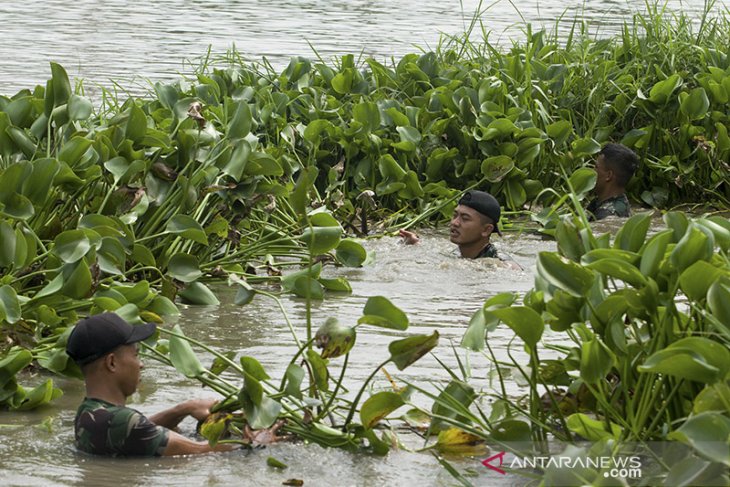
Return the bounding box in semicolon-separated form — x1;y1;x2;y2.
599;143;639;187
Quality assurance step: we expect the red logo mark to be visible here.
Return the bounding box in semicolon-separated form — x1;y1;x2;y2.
482;451;507;475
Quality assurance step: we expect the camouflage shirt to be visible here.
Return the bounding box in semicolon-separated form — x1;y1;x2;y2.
587;194;631;220
74;397;169;457
475;243;517;265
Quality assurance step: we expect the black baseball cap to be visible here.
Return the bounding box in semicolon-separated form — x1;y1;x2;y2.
458;190;502;236
66;313;157;366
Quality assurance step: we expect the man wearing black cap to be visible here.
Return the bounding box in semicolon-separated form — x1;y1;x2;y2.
66;313;236;456
400;190;519;266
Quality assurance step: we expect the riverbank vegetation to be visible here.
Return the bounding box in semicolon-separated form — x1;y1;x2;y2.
1;3;728;485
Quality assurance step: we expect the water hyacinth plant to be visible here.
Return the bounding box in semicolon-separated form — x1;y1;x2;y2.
429;206;730;485
0;9;727;486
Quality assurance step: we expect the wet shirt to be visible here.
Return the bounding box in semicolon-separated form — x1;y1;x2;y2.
475;243;519;267
74;397;169;457
587;194;631;220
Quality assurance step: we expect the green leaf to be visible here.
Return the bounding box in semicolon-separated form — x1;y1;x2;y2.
491;306;544;349
0;347;33;389
388;331;439;370
679;87;710;121
237;357;268;383
222;139;251;181
638;337;730;383
571;137;601;156
679;261;726;302
318;277;352;293
378;154;407;180
283;363;305;399
668;412;730;466
168;324;206;378
435;428;487;455
228;100;252;139
694;383;730;414
301;225;341;255
50;62;72;108
26;158;61;207
231;275;256;305
178;281;219;305
167;253;202;282
460;308;488;352
670;224;714;273
336;239;368;267
61;260;92;299
147;296;179;316
708;280;730;330
360;391;406;429
199;412;232;446
289;166;318;216
243;393;282;430
536;252;595;297
0;285;22;324
306;349;329;392
614;212;652;252
430;380;477;432
491;419;532;442
353;101;381;132
586;258;647;288
315;318;356;359
289;276;324;300
166;215;208;245
480;155;514;182
358;296;409;330
13;379;61;411
580;338;617;383
68;94;93;121
546;120;573;146
57;136;92;166
125;103;147;143
649;74;682;104
132;244;156;267
267;456;288;469
568;168;596;195
0;222;16;268
566;413;621;441
640;229;673;276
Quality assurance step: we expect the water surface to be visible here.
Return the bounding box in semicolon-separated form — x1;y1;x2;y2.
1;0;725;95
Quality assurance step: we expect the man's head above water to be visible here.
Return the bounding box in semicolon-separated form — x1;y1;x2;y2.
450;190;502;258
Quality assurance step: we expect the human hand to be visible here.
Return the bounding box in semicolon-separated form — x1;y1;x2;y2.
243;419;288;446
399;229;419;245
185;398;218;422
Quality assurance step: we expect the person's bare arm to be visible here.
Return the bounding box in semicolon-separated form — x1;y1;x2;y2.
399;229;420;245
162;430;238;456
149;398;216;430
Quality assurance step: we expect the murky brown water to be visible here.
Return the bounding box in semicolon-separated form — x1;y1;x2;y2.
0;0;721;482
0;0;725;96
1;229;553;486
1;214;660;486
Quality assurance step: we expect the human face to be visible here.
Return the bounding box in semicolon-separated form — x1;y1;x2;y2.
594;154;612;195
450;204;492;245
112;343;143;398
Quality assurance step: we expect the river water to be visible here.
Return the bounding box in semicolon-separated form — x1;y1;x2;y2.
0;0;726;95
0;1;724;485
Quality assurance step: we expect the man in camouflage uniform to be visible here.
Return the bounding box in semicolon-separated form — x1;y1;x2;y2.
587;143;638;220
400;190;521;269
67;313;237;456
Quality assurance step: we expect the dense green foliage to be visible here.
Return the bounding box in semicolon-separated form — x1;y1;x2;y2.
442;202;730;484
0;6;728;481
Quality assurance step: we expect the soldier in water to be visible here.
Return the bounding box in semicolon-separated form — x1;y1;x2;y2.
587;143;639;220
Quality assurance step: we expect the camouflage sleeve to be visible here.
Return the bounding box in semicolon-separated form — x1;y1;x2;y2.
591;203;616;220
108;408;170;457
